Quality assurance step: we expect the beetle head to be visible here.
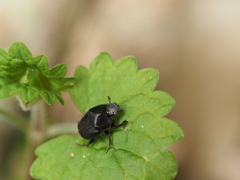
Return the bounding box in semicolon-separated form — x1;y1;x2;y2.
106;103;118;117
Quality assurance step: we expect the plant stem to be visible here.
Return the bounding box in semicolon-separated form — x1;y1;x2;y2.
0;108;28;132
45;122;77;139
24;100;46;180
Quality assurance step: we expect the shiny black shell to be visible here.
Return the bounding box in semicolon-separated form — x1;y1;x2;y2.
78;104;114;139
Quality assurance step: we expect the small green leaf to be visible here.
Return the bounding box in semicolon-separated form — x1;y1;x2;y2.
0;49;11;65
32;55;49;71
8;41;32;60
45;64;67;77
0;42;75;107
0;77;19;98
31;52;183;180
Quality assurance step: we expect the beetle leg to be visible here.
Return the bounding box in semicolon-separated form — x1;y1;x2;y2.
79;138;94;147
107;96;111;103
104;130;112;152
117;109;123;112
87;138;94;146
111;120;128;129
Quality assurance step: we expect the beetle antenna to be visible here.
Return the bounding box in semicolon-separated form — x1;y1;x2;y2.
107;96;111;103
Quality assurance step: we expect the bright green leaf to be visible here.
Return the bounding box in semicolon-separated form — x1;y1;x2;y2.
45;63;67;77
31;52;183;180
8;41;32;60
0;42;75;107
0;77;19;98
32;55;49;71
0;49;11;65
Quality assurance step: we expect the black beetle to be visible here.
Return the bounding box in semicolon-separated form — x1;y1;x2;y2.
78;96;128;151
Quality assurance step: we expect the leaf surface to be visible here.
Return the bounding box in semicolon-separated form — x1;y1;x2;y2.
30;52;183;180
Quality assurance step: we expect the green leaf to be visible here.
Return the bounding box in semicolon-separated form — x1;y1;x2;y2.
8;41;32;60
30;52;183;180
0;42;75;107
45;63;67;77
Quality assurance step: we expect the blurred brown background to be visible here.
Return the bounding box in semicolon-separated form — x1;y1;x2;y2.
1;0;240;179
